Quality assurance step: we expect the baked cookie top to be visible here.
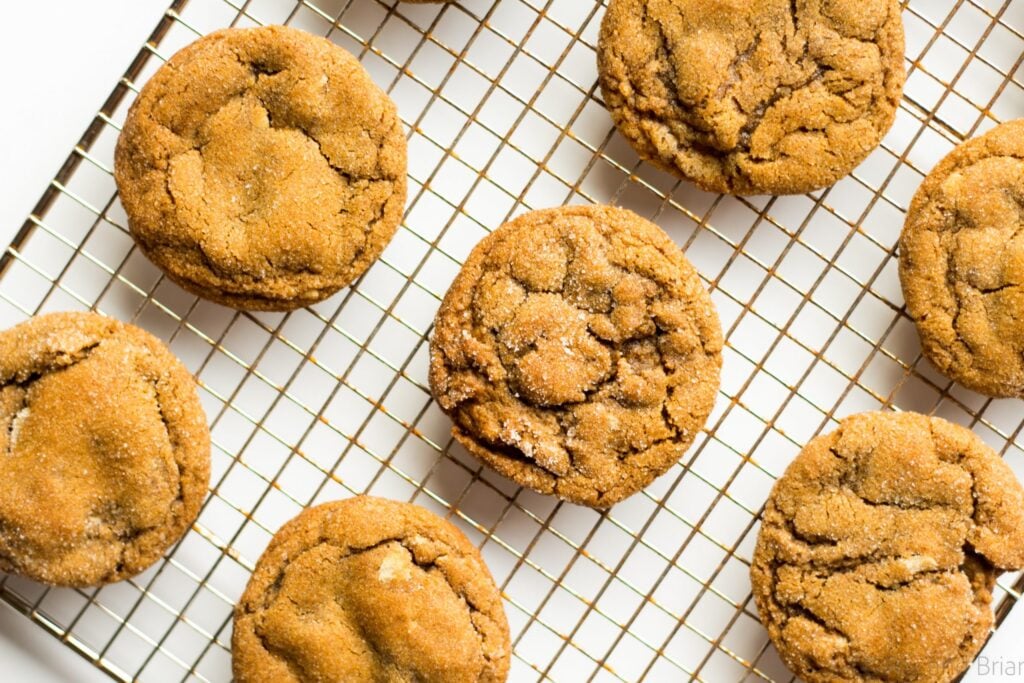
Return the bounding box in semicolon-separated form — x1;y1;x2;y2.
115;25;407;311
429;205;722;508
598;0;905;195
0;312;210;586
232;496;510;683
899;120;1024;397
751;411;1024;683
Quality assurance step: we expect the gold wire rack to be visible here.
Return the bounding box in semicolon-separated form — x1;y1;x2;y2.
1;0;1023;680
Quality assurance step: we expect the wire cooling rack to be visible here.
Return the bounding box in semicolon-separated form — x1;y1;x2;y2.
2;0;1023;681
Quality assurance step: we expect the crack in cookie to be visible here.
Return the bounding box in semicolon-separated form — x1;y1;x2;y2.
233;497;510;683
899;120;1024;397
751;411;1024;683
429;205;722;508
597;0;905;195
115;25;407;310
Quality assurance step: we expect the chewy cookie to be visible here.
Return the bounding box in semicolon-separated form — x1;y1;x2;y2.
598;0;905;195
429;205;722;508
0;312;210;586
115;25;407;311
899;120;1024;397
233;496;510;682
752;411;1024;683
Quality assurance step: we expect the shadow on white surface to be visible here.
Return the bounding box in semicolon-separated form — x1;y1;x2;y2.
0;601;107;682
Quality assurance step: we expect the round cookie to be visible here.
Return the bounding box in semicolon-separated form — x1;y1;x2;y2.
751;411;1024;683
899;120;1024;397
598;0;906;195
115;25;407;311
0;312;210;586
232;496;510;682
429;205;722;508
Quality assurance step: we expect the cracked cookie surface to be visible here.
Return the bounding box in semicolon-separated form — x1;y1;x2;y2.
114;25;407;311
429;205;722;508
0;312;210;586
751;411;1024;683
598;0;905;195
232;496;510;683
899;120;1024;397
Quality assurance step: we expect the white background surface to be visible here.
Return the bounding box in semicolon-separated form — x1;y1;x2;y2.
0;1;166;250
0;1;1021;681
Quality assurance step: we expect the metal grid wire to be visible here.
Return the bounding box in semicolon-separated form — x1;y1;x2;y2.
1;0;1023;680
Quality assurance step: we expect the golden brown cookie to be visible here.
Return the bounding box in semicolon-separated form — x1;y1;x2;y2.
899;120;1024;397
232;496;510;682
429;205;722;508
0;312;210;587
751;411;1024;683
115;25;407;311
598;0;906;195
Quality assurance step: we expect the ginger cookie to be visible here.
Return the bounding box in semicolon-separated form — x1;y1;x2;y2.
751;411;1024;683
598;0;905;195
0;312;210;587
232;496;510;682
429;205;722;508
899;120;1024;397
115;25;407;311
